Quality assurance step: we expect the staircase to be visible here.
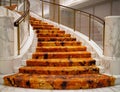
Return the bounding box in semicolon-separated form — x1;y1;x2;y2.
4;17;115;89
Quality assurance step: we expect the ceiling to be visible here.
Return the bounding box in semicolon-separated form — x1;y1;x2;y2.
60;0;109;9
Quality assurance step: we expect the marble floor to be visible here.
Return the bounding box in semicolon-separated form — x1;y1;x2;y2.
0;85;120;92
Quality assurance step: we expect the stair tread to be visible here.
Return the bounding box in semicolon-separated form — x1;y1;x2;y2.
19;66;99;70
4;73;115;89
36;46;86;52
27;58;94;61
38;37;76;41
37;41;82;46
19;66;99;75
27;58;95;66
32;51;91;59
33;51;91;54
36;30;65;34
37;33;71;37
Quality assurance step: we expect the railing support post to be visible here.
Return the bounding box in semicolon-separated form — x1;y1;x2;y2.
58;5;60;24
24;0;26;13
10;0;12;6
73;10;76;31
17;25;20;55
0;0;1;6
42;0;44;18
89;15;91;41
28;10;30;35
17;0;19;10
103;22;105;55
79;12;81;32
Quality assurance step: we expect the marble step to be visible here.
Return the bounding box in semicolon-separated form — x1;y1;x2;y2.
26;58;96;66
31;23;54;27
36;30;65;34
32;51;91;59
37;33;71;37
37;41;82;46
33;26;60;30
33;26;54;29
36;46;86;52
19;66;99;75
38;37;76;41
31;21;48;25
4;73;115;89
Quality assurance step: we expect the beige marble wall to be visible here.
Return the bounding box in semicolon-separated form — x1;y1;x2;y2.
0;17;14;57
104;16;120;75
0;17;14;74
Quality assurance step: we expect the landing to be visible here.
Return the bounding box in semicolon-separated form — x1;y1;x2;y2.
0;85;120;92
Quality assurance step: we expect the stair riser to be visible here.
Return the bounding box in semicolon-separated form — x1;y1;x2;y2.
36;47;86;52
33;27;59;30
30;21;41;24
19;68;99;75
37;34;71;37
36;30;65;34
37;42;81;46
4;74;115;89
31;24;54;27
32;53;91;59
26;60;95;66
38;37;76;41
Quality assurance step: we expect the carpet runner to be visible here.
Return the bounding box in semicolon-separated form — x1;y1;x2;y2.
4;17;115;89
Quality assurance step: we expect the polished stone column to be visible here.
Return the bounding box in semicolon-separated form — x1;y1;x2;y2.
0;17;14;74
104;16;120;75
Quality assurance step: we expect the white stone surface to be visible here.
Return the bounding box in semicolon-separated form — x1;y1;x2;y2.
0;17;14;57
104;16;120;57
0;17;14;74
104;16;120;75
0;84;120;92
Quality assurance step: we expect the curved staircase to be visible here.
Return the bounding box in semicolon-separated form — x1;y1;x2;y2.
4;17;115;89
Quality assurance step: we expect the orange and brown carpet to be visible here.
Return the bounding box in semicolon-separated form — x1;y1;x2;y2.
4;17;115;89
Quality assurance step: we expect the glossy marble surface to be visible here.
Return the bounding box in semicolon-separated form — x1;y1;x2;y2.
0;17;14;74
0;84;120;92
0;6;35;75
0;17;14;57
104;16;120;75
104;16;120;57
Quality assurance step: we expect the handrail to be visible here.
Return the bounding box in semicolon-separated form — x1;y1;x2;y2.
39;0;105;53
1;0;30;55
40;0;104;24
14;0;30;55
14;0;30;26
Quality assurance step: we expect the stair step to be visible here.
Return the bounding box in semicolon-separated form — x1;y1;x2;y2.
30;21;47;25
32;51;91;59
26;58;96;66
19;66;99;75
30;20;47;25
38;37;76;41
37;33;71;37
37;41;82;46
36;30;65;34
36;46;86;52
33;26;54;29
30;17;40;21
34;26;59;30
31;24;54;27
4;73;115;89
